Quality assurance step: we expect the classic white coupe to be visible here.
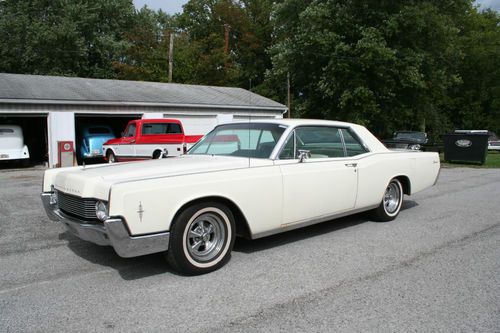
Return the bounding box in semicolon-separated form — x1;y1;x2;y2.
42;119;440;275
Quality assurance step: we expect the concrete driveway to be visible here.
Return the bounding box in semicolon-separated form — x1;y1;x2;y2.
0;167;499;332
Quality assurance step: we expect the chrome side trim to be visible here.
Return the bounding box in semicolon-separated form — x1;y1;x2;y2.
41;192;170;258
252;205;379;239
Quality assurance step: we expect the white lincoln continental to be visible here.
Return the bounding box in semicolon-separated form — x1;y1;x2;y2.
42;119;440;275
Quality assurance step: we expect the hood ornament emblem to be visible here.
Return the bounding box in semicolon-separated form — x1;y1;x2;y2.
137;202;145;222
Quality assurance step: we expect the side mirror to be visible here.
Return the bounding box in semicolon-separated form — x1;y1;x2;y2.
298;150;311;163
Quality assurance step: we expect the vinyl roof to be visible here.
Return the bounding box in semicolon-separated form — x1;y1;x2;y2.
0;73;285;111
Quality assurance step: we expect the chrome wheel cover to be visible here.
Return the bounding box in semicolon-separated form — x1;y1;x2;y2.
384;181;401;214
186;211;226;262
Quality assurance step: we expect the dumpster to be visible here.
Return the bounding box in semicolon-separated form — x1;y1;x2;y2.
443;130;489;165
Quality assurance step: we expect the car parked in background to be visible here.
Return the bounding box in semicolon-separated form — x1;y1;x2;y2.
382;131;428;151
102;119;203;163
487;131;500;151
78;125;115;161
0;125;30;166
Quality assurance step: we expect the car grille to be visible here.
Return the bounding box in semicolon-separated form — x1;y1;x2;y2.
57;191;98;221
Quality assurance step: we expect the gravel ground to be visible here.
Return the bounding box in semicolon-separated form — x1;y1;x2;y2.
0;166;499;332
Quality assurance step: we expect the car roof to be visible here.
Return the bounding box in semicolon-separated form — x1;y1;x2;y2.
230;118;359;128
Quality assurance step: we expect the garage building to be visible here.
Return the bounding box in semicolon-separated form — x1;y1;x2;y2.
0;73;286;167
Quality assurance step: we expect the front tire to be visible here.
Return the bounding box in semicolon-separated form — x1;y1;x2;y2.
106;150;116;163
372;178;404;222
166;202;235;275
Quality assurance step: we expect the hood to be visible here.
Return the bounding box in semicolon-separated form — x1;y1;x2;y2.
53;155;258;200
103;137;122;145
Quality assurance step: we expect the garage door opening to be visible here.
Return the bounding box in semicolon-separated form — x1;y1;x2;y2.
0;114;48;167
74;114;141;165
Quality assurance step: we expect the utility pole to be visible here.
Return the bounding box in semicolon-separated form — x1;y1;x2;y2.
223;24;231;68
287;72;291;118
168;32;174;83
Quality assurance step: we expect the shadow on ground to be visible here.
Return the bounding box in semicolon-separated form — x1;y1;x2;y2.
60;199;419;279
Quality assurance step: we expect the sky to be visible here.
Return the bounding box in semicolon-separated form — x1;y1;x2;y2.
132;0;499;14
132;0;188;14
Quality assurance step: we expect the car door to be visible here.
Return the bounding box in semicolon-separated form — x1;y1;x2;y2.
117;123;137;158
275;126;359;225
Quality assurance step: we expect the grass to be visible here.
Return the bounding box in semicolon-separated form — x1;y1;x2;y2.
440;151;500;168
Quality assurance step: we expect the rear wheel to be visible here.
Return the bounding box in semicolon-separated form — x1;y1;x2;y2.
166;202;235;275
152;150;164;159
106;150;116;163
372;178;404;222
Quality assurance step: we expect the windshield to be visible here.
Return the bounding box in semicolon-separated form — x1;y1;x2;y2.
189;123;287;158
394;132;427;142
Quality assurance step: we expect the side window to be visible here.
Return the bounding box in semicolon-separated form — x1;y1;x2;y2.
295;126;344;158
279;132;295;159
125;124;136;137
341;128;368;156
141;123;181;135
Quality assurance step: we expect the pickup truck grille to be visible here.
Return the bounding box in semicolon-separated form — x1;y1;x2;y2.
57;191;97;221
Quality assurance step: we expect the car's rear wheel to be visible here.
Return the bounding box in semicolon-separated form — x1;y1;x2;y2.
372;178;404;222
166;202;235;275
106;150;116;163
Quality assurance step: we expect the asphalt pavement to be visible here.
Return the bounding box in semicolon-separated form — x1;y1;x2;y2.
0;166;499;332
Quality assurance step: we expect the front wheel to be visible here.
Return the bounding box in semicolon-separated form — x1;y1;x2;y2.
106;150;116;163
165;202;235;275
372;178;404;222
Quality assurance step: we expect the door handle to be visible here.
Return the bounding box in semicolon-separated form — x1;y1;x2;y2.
345;163;358;167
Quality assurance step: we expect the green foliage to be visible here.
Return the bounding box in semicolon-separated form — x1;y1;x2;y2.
0;0;498;137
0;0;135;78
267;1;471;138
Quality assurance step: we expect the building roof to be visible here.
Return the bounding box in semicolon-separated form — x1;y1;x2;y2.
0;73;285;111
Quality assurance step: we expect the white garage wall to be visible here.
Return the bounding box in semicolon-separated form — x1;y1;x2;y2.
48;112;75;167
164;114;219;135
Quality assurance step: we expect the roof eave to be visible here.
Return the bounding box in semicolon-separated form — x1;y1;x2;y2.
0;98;286;112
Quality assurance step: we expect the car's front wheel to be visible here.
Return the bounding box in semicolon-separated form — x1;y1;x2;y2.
372;178;404;222
166;202;235;275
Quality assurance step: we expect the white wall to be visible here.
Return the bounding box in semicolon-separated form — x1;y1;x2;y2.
164;114;219;135
48;112;75;167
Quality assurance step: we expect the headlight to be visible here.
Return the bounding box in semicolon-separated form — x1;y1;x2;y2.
50;186;58;205
95;201;109;221
409;144;421;150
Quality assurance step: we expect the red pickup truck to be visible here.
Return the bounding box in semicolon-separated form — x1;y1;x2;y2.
103;119;203;163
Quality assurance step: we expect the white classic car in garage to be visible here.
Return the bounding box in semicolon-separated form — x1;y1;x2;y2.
42;119;440;275
0;124;30;166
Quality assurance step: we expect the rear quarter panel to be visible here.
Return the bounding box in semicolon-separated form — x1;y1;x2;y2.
355;151;440;208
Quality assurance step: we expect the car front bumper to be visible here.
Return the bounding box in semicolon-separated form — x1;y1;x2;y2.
41;193;169;258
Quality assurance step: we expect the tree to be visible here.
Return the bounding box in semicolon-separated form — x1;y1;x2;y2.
267;1;469;138
448;8;500;134
0;0;135;78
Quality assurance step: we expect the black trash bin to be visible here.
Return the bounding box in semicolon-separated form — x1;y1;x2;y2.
443;130;489;165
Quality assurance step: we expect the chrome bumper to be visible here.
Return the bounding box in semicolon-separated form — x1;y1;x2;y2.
41;193;169;258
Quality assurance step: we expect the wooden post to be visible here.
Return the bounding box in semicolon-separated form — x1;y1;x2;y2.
287;72;291;118
168;33;174;83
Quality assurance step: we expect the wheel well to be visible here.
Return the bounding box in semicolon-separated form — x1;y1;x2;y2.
105;149;114;157
395;176;411;195
172;196;252;239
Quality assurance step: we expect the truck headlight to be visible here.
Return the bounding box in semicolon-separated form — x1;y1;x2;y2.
95;201;109;221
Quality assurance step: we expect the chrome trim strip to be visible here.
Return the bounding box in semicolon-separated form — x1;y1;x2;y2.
252;205;378;239
41;192;170;257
